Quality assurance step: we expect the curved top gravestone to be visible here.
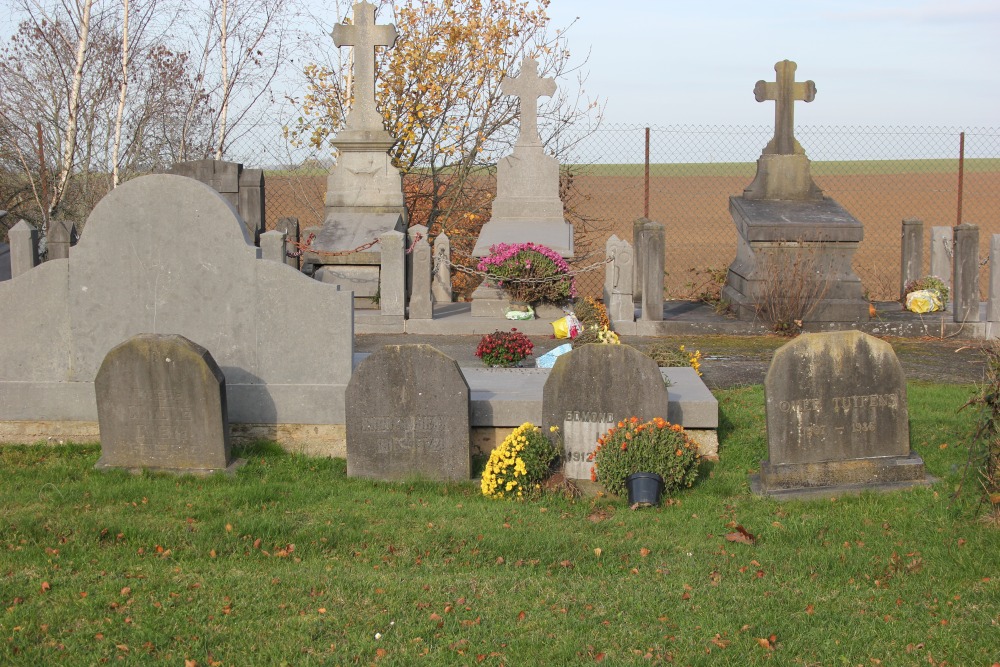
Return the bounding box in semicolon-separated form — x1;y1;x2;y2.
346;344;470;481
0;174;354;424
542;344;669;479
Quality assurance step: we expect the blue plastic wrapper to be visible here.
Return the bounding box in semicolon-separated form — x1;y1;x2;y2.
535;343;573;368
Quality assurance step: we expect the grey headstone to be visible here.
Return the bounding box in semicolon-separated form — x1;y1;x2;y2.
952;223;980;323
542;345;669;480
640;220;665;322
632;219;645;302
47;219;74;260
930;226;952;288
238;168;265;243
168;160;263;243
407;225;433;319
432;232;453;303
989;234;1000;323
260;230;287;264
346;344;470;481
604;235;634;323
94;333;240;474
379;230;405;317
900;218;923;299
0;242;8;282
9;220;39;278
755;331;927;497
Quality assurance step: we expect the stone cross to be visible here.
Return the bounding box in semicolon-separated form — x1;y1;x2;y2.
503;58;556;147
754;60;815;155
332;1;397;131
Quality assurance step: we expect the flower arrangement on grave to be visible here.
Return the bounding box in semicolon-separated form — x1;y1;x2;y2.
588;416;701;498
571;297;620;345
475;328;534;367
476;242;576;305
481;422;559;499
903;275;949;314
646;343;703;376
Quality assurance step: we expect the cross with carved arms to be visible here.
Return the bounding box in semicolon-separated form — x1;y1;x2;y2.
332;1;397;130
503;58;556;147
754;60;816;155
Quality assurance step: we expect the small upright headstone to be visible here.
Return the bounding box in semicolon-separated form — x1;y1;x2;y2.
952;223;980;323
275;217;300;269
753;331;929;498
542;345;669;479
930;226;952;288
94;334;242;475
900;218;923;299
346;345;470;481
988;234;1000;324
432;232;453;303
8;220;40;278
407;226;433;319
604;235;634;323
639;220;665;322
47;219;76;260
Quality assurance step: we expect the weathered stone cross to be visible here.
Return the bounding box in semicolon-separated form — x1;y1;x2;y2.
503;58;556;147
754;60;816;155
332;1;397;131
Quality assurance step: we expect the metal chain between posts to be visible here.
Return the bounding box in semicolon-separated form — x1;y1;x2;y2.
440;254;613;285
286;232;423;258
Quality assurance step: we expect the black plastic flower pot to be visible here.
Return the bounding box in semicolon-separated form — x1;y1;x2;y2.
625;472;664;507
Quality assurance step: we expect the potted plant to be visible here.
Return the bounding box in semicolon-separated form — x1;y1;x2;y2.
589;416;701;506
481;422;559;499
476;242;576;308
475;328;534;367
903;275;949;313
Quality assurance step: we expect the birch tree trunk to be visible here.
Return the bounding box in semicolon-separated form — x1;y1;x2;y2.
214;0;229;160
111;0;130;187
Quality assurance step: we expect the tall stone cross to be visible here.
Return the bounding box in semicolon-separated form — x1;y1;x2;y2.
332;1;397;131
503;58;556;147
754;60;816;155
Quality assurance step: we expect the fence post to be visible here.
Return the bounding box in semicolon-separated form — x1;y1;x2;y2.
957;131;965;226
644;127;650;219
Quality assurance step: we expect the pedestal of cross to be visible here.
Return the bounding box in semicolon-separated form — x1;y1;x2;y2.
308;0;407;315
743;60;822;201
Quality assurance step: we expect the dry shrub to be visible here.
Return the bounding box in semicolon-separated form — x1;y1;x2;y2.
754;244;832;334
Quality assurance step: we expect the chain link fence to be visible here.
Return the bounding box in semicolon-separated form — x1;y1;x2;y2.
217;123;1000;302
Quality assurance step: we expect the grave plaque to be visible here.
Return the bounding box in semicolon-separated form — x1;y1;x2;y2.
95;334;241;474
542;345;669;480
346;345;470;481
754;331;928;497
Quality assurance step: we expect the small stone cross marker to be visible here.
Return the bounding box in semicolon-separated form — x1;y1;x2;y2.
503;58;556;147
754;60;816;155
332;1;397;131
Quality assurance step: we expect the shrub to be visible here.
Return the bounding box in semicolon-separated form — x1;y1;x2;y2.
646;343;702;375
589;417;700;497
481;422;558;499
475;329;534;367
476;242;576;305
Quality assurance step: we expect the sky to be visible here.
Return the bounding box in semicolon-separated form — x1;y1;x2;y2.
542;0;999;129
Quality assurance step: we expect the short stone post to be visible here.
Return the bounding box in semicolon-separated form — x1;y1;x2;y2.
9;220;40;278
260;230;287;264
900;218;923;299
989;234;1000;324
930;226;951;287
275;217;300;269
408;229;433;319
603;235;635;323
406;225;427;301
640;220;665;322
238;168;265;245
47;218;74;260
632;218;647;303
379;230;405;317
952;223;980;323
432;232;453;303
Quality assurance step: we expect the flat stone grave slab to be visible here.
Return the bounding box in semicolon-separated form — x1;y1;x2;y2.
346;344;470;481
751;330;932;499
94;333;244;475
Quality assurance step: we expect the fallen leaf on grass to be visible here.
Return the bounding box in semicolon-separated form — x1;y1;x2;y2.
40;581;51;593
806;604;815;615
640;547;651;557
710;634;730;649
757;637;774;650
517;611;526;621
593;548;602;557
724;525;756;545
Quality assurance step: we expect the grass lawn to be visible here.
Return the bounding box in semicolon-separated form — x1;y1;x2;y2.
2;383;997;665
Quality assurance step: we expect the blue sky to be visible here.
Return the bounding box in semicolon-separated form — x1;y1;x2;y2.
544;0;999;128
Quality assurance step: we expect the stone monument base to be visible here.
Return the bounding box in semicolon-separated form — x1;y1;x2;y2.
469;283;566;319
471;219;574;258
722;196;870;322
750;452;933;500
95;458;247;477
